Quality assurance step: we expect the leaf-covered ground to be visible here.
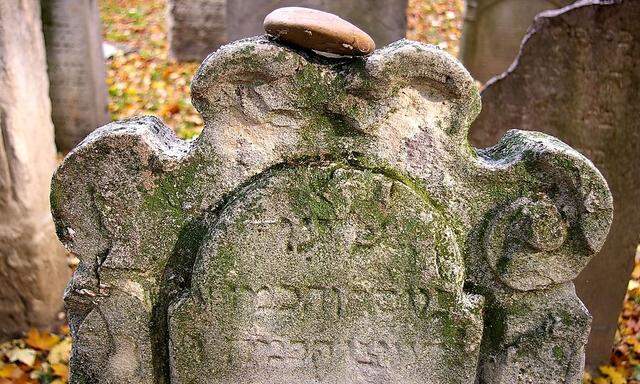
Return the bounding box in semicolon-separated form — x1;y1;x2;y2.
100;0;202;139
0;1;635;383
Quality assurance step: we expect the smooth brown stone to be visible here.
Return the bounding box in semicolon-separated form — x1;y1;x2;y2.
263;7;375;56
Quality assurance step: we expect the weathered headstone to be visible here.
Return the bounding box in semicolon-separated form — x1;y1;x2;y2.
460;0;574;83
167;0;227;62
0;0;69;339
53;31;612;384
41;0;111;152
168;0;407;62
469;0;639;368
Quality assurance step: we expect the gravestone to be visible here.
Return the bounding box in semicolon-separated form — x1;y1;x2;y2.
52;35;612;382
0;0;69;339
460;0;574;83
168;0;407;62
41;0;111;152
469;0;640;367
167;0;227;62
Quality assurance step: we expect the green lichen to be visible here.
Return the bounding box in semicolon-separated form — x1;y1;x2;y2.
291;65;369;153
142;162;200;222
553;345;565;362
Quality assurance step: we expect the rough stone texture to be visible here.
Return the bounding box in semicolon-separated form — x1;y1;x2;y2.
40;0;111;152
168;0;407;62
167;0;227;62
469;0;639;368
53;37;612;383
0;0;70;339
460;0;574;83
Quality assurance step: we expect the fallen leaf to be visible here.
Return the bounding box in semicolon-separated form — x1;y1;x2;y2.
47;337;72;365
0;363;23;379
25;329;60;351
52;363;69;381
600;365;628;384
5;347;36;367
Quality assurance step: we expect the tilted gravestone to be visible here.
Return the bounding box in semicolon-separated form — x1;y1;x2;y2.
0;0;69;339
41;0;111;152
469;0;640;367
168;0;407;62
53;36;612;382
460;0;574;83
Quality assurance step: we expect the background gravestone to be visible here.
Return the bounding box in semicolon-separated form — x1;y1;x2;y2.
0;0;69;339
168;0;407;62
52;35;612;383
460;0;574;83
41;0;111;152
469;0;639;367
167;0;227;62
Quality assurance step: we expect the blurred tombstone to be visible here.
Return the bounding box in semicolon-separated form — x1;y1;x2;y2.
41;0;111;152
0;0;69;339
469;0;640;368
460;0;574;83
167;0;407;62
167;0;227;62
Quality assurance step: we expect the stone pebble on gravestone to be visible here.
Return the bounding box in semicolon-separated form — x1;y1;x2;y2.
52;8;612;384
469;0;640;368
0;0;69;340
167;0;407;62
263;7;375;56
460;0;575;83
41;0;111;152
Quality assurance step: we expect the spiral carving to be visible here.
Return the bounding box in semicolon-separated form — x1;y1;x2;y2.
484;193;581;291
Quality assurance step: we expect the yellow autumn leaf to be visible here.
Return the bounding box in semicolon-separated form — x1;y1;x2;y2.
599;365;627;384
25;328;60;351
593;378;610;384
0;363;22;379
47;337;72;365
52;362;69;381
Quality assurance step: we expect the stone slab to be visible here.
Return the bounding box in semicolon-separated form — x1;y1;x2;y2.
460;0;574;83
0;0;69;339
167;0;227;62
469;0;640;368
41;0;110;152
168;0;407;62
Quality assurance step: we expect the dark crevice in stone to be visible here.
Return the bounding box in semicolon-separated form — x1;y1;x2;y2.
150;219;207;384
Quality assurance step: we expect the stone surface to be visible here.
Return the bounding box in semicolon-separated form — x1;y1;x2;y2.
264;7;375;56
469;0;639;368
168;0;407;62
53;37;612;383
167;0;227;62
41;0;111;152
460;0;574;83
0;0;69;339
